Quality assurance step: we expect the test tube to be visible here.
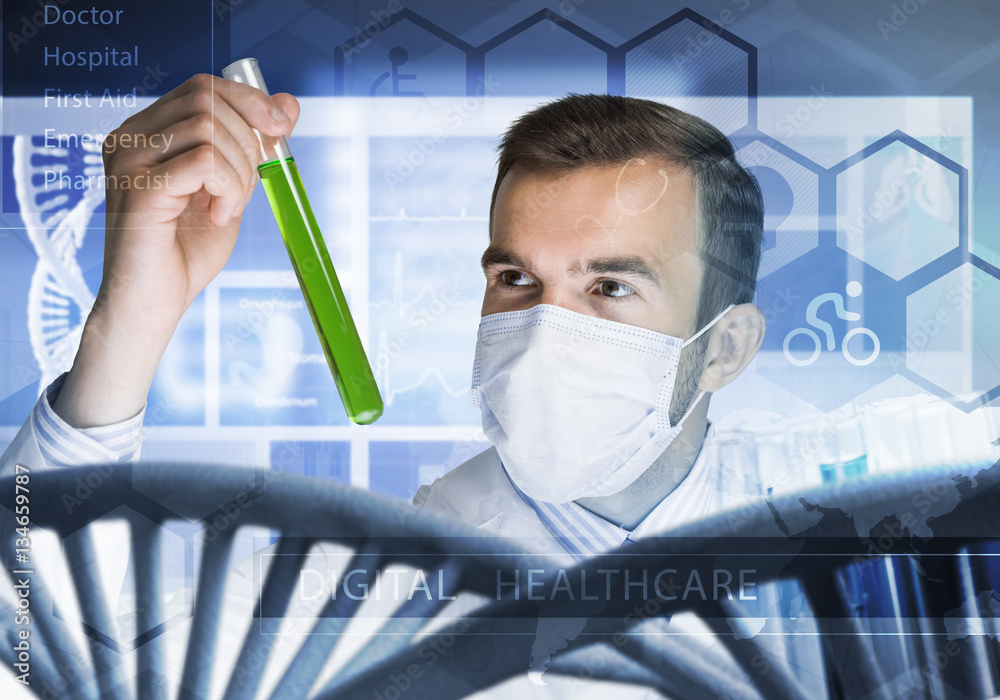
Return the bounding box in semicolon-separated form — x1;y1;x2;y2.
222;58;383;424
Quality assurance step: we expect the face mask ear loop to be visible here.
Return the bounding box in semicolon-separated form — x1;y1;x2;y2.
671;304;734;429
675;388;706;428
681;304;736;348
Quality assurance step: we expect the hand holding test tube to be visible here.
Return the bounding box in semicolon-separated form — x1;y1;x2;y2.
222;58;384;424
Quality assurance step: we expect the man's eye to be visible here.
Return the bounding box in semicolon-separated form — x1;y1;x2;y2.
500;270;534;287
597;280;636;298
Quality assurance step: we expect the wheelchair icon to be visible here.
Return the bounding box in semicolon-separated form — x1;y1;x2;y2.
782;281;880;367
370;46;425;97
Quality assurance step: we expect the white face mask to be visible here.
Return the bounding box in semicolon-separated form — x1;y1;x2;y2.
470;303;734;503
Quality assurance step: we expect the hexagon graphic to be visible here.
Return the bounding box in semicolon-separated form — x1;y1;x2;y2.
737;140;821;278
756;245;903;411
57;505;189;652
339;13;468;98
835;135;964;282
624;13;752;134
484;17;608;96
903;263;1000;405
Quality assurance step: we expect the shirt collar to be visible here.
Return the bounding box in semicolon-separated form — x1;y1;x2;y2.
505;424;717;560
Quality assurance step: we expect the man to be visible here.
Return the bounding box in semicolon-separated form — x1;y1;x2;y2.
414;94;766;560
0;77;766;696
407;95;769;696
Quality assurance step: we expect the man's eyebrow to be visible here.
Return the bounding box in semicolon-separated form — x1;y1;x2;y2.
572;256;661;287
480;245;530;272
480;248;660;287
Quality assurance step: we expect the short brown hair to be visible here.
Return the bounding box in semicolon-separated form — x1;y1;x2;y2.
489;94;763;333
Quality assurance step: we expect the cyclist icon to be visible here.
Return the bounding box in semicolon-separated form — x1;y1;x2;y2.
370;46;425;97
783;281;880;367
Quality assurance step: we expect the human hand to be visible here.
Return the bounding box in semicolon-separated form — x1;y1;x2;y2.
53;74;300;427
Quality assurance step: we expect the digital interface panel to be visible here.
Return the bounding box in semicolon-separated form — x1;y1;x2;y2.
0;2;995;521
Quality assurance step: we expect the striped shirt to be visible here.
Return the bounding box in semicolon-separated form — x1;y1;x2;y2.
32;373;146;468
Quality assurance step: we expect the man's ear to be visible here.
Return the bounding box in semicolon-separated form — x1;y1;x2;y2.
698;303;765;392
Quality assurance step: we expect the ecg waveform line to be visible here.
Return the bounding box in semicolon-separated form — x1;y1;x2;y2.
370;251;479;319
374;339;470;408
370;251;479;409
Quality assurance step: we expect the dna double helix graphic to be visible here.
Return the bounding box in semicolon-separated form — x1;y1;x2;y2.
12;134;104;392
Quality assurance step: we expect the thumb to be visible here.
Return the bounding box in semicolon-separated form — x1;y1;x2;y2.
271;93;301;133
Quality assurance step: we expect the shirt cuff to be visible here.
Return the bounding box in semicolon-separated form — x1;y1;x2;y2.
32;372;146;468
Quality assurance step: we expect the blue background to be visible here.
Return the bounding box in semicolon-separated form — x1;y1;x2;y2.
1;0;998;499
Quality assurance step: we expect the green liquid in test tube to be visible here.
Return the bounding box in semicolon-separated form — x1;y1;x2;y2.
222;58;383;424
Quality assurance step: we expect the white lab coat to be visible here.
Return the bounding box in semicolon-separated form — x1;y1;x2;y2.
410;444;773;700
414;446;580;564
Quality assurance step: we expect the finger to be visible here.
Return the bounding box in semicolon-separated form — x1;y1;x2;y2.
237;169;260;218
213;75;293;136
152;112;258;213
271;93;300;131
127;74;291;143
117;73;218;135
125;144;246;228
111;89;262;206
168;115;260;216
